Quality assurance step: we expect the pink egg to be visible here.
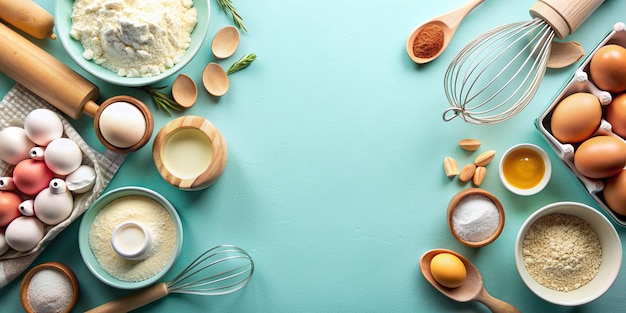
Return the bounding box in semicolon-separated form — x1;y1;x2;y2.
0;191;22;227
13;159;52;195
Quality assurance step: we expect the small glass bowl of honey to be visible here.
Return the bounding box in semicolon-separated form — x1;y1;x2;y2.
499;143;552;196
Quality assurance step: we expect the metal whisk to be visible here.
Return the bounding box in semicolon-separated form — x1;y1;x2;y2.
443;0;604;124
87;245;254;313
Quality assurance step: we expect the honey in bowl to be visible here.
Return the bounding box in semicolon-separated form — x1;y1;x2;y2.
500;144;551;196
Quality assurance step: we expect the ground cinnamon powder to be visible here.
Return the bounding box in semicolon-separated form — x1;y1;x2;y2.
412;23;445;59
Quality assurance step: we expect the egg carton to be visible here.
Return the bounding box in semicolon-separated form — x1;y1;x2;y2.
536;22;626;227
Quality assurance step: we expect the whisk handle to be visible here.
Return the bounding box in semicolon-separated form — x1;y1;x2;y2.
530;0;604;39
85;282;170;313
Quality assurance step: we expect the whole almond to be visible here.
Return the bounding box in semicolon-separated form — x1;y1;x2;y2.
474;150;496;167
443;157;460;177
459;163;476;182
459;139;481;151
473;166;487;186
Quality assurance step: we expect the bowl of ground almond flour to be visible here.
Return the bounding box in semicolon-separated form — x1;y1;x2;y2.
55;0;209;87
515;202;622;306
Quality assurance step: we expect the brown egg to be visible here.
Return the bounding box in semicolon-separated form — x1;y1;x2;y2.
605;93;626;138
550;92;602;143
590;44;626;93
574;136;626;179
604;169;626;216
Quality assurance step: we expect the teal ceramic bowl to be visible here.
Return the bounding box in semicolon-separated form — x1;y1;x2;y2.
55;0;210;87
78;187;183;289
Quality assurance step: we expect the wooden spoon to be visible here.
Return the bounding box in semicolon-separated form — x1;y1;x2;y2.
406;0;485;64
212;26;240;59
420;249;521;313
171;74;197;108
202;62;229;97
547;41;585;69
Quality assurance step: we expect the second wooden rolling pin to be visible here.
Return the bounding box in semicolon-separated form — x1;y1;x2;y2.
0;22;100;119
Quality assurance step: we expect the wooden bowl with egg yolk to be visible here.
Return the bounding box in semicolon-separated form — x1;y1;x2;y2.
152;115;228;190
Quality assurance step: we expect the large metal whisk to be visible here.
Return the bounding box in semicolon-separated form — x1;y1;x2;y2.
86;245;254;313
443;0;604;124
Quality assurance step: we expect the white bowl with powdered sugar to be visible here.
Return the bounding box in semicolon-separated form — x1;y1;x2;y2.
55;0;210;87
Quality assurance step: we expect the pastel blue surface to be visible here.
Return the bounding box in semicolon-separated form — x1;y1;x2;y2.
2;0;626;312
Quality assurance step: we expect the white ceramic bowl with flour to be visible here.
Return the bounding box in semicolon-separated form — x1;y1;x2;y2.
55;0;210;87
515;202;621;306
78;186;183;289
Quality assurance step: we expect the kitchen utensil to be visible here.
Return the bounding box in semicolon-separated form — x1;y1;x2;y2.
85;245;254;313
0;23;153;153
443;0;603;124
202;62;230;96
212;25;240;59
406;0;484;64
420;249;520;313
171;74;198;108
0;0;55;39
547;41;585;68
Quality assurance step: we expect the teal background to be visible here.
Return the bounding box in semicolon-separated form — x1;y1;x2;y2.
1;0;626;312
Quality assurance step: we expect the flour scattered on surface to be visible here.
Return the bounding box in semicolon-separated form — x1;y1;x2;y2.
70;0;197;77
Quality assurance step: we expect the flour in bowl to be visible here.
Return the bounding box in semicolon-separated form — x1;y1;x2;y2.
70;0;197;77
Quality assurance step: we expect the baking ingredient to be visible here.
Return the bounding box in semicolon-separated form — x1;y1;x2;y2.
429;252;466;288
44;138;83;175
0;0;56;39
70;0;198;77
0;176;14;190
19;199;34;216
26;268;73;313
603;169;626;216
574;136;626;179
459;163;476;182
163;128;214;179
412;23;444;59
443;156;460;177
13;159;52;195
216;0;247;32
23;108;64;146
98;102;147;148
5;216;44;251
502;147;545;189
550;92;602;143
605;93;626;138
472;166;486;186
141;86;184;115
112;221;153;260
459;138;481;151
65;165;96;194
452;194;500;242
590;44;626;93
34;179;74;226
227;53;257;74
89;195;177;282
474;150;496;167
0;191;21;227
0;126;35;164
522;213;601;292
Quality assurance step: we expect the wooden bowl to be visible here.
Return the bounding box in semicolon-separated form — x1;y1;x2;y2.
93;95;154;154
152;116;228;190
447;188;505;248
20;262;79;313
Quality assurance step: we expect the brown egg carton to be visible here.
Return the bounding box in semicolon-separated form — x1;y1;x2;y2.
536;22;626;227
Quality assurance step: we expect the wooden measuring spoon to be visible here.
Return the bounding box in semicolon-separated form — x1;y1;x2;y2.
202;62;229;97
547;41;585;69
171;74;198;108
406;0;485;64
212;26;240;59
420;249;521;313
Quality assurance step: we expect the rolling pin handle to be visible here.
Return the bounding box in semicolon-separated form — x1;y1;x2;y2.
83;100;100;117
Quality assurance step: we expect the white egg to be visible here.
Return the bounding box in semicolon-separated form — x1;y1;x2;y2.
99;102;146;148
44;138;83;175
19;199;34;216
23;108;64;146
34;179;74;225
0;231;9;255
5;216;44;252
0;126;35;164
66;165;96;194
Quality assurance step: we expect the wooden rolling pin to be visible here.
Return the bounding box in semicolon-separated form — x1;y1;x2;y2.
0;22;100;119
0;0;56;39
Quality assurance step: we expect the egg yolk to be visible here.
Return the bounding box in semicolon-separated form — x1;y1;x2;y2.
502;148;545;189
430;252;466;288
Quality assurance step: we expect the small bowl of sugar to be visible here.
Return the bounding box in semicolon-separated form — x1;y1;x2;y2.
447;188;505;248
20;262;79;313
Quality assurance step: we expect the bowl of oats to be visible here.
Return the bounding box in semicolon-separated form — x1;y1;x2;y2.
55;0;209;87
515;202;622;306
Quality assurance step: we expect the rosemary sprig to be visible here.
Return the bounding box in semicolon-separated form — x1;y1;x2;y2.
227;53;257;75
216;0;247;32
140;86;183;115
